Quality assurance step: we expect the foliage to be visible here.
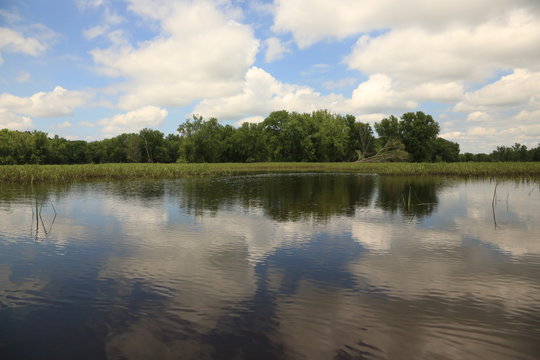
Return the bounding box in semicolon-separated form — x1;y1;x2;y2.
373;115;400;145
1;162;539;184
399;112;440;162
1;110;539;166
433;138;460;162
357;139;409;162
459;143;539;162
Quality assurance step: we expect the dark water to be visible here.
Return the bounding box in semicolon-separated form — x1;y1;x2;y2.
1;174;539;360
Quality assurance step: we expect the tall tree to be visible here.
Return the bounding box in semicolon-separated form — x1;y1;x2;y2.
433;138;460;162
139;128;166;163
374;115;400;145
398;112;440;162
314;110;349;162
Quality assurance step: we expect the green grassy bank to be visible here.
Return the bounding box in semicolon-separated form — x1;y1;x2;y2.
1;162;539;184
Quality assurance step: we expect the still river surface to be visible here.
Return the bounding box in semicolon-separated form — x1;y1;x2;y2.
0;174;539;360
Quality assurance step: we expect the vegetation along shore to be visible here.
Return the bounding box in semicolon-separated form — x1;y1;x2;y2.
1;162;540;184
2;110;539;183
2;111;540;166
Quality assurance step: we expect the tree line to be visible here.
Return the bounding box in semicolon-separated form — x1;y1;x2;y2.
1;110;538;165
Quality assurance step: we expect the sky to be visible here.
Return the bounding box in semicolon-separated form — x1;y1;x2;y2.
0;0;539;153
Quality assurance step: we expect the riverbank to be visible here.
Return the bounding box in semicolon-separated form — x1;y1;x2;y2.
1;162;539;183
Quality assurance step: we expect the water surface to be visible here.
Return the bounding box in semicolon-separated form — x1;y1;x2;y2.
1;174;539;359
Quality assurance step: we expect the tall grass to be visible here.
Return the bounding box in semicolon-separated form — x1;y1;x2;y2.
0;162;539;184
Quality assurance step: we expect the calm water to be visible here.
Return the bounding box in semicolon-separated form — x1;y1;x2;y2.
1;174;539;360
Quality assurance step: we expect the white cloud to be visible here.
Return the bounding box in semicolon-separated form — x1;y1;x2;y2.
195;66;345;119
0;27;47;63
440;68;540;151
346;11;540;84
440;114;540;152
195;69;434;120
84;25;109;40
78;121;96;127
0;109;33;130
56;121;73;129
347;74;417;113
264;37;290;62
466;111;491;122
236;115;265;126
323;78;357;91
83;5;124;40
91;0;259;110
103;6;124;25
406;82;464;103
273;0;540;48
468;127;498;136
98;106;168;136
455;69;540;112
0;86;90;118
514;109;540;122
356;113;387;124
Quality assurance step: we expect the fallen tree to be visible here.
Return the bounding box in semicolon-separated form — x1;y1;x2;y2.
356;139;409;162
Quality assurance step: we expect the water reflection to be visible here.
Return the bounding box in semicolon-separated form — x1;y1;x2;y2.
170;174;446;221
0;175;539;359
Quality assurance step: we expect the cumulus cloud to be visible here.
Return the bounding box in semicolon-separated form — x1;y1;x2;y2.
0;109;33;130
455;69;540;111
236;115;265;126
347;74;417;113
56;121;73;129
0;27;47;64
441;111;540;152
346;11;540;84
406;82;464;103
91;0;259;110
466;111;491;122
356;113;388;124
264;37;290;62
98;106;168;136
273;0;540;48
269;1;540;150
0;86;90;118
195;66;345;119
195;69;438;120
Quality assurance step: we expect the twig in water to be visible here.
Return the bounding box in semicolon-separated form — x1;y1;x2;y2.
492;182;499;229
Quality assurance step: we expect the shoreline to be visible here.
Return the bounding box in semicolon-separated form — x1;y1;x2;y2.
1;162;540;184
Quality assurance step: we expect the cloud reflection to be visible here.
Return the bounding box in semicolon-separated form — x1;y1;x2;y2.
0;176;539;359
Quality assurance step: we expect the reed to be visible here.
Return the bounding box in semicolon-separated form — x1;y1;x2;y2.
0;162;539;184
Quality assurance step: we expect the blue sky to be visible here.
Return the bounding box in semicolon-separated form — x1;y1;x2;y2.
1;0;539;152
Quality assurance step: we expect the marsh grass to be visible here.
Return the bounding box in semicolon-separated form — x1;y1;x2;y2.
1;162;539;184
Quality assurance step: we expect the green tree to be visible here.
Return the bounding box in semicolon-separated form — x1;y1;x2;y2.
139;128;166;163
314;110;349;162
261;110;292;161
433;138;460;162
227;122;268;162
30;131;49;164
178;116;228;162
398;112;440;162
374;115;400;145
351;121;375;161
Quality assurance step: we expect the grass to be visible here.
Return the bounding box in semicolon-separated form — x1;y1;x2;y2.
1;162;539;184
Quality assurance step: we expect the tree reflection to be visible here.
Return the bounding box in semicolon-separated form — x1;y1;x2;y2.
376;176;445;219
172;174;447;222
